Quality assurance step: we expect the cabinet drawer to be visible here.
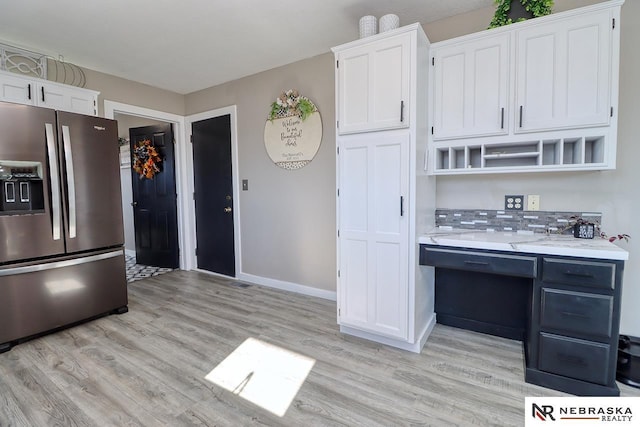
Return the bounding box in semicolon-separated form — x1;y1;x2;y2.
421;247;536;278
542;258;615;290
540;288;613;338
538;333;610;385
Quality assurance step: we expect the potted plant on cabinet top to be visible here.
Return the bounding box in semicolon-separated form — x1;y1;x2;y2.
489;0;554;29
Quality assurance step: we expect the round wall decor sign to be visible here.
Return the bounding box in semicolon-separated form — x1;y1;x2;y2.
264;90;323;170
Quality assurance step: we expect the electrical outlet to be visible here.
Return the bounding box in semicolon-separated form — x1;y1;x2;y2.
505;195;524;211
527;195;540;211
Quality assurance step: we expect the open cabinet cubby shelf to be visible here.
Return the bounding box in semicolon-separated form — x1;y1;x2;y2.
433;136;606;174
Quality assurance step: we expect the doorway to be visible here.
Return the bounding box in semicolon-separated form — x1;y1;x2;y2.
129;123;179;268
187;106;240;278
106;101;187;270
192;115;235;276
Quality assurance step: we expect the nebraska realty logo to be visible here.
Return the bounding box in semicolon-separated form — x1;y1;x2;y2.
525;397;640;426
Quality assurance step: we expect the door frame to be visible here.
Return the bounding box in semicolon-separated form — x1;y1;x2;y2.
185;106;241;277
104;100;189;270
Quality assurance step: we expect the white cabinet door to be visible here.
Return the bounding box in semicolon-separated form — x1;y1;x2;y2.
37;83;66;111
38;82;97;116
0;72;36;105
0;71;98;116
516;9;612;132
338;132;409;339
433;33;510;140
337;33;410;134
61;85;97;116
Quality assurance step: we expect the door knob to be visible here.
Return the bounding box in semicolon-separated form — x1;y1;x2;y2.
131;201;138;207
224;207;232;213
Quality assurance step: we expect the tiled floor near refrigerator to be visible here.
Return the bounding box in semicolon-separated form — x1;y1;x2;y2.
125;255;174;282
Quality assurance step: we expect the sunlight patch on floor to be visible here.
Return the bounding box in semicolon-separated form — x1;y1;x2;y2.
205;337;315;417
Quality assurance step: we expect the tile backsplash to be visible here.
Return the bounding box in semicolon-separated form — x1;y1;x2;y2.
435;209;602;234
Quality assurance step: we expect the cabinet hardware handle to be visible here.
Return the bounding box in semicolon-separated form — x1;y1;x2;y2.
563;271;594;278
400;100;404;123
0;250;122;277
561;311;590;319
519;106;523;128
41;86;45;102
400;196;404;216
500;108;504;129
27;84;31;100
464;260;489;266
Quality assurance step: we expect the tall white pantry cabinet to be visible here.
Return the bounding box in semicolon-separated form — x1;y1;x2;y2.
332;23;436;353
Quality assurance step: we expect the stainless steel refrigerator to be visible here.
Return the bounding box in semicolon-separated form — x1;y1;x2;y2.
0;101;128;353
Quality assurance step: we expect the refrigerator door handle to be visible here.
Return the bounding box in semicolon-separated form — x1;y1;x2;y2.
61;125;77;239
0;250;123;277
45;123;62;241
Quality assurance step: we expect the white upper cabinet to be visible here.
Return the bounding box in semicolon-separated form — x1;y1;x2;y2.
428;1;623;175
0;70;99;116
516;8;613;133
0;71;36;105
336;32;410;134
39;81;98;116
433;33;510;140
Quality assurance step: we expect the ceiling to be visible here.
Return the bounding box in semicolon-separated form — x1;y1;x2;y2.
0;0;493;94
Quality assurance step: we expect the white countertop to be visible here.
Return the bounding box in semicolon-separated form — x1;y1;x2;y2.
418;228;629;261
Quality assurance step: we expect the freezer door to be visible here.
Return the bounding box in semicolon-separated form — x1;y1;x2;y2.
0;102;65;263
0;250;128;345
57;112;124;253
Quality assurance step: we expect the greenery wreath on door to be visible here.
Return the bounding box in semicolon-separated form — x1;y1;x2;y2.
133;139;162;179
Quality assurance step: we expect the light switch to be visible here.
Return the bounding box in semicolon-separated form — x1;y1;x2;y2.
242;179;249;191
527;195;540;211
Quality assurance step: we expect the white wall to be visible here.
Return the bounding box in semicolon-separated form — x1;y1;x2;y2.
185;54;336;293
425;0;640;336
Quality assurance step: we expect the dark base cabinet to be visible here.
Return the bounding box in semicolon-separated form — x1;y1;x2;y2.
434;269;531;341
525;366;620;396
528;257;623;396
420;245;624;396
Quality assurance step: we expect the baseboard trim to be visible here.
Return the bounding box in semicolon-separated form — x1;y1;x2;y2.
339;313;436;354
237;272;337;301
340;326;411;353
416;313;437;351
193;268;235;280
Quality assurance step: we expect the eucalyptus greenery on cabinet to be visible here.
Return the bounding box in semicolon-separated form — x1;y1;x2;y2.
489;0;554;29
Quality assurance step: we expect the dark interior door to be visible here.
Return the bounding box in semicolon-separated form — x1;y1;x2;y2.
129;124;179;268
192;115;235;276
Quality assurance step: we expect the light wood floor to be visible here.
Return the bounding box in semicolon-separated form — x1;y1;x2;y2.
1;271;638;426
